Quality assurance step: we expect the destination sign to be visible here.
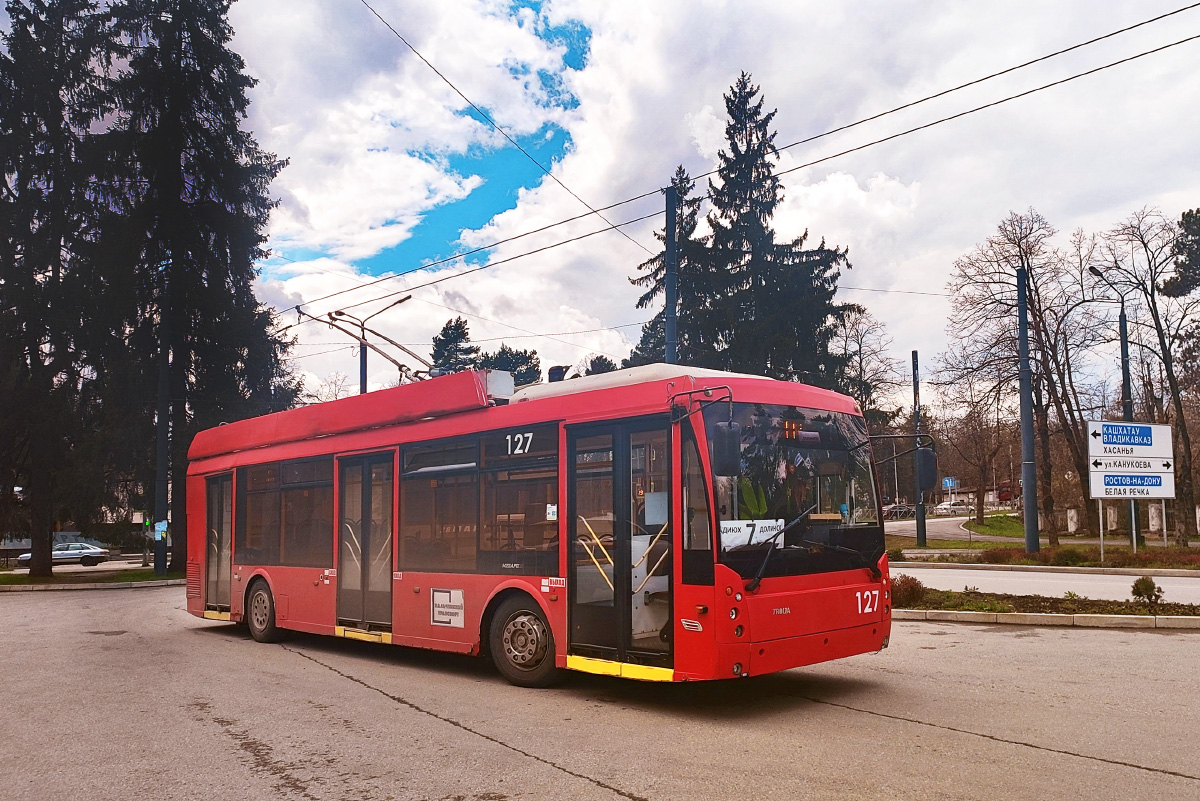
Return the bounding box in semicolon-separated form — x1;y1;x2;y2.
1089;471;1175;499
1086;421;1174;460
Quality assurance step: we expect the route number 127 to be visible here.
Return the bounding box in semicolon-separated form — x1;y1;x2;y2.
856;590;880;614
505;432;534;455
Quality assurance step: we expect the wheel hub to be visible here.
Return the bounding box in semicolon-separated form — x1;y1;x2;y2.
502;613;547;669
251;592;269;630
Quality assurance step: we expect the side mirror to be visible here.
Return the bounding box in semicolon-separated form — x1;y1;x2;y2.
711;421;742;477
915;447;938;494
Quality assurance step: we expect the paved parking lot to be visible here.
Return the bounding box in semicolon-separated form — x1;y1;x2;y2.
2;586;1198;800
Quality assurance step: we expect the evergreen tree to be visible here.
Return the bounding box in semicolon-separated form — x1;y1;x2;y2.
583;355;617;375
479;343;541;386
705;72;850;383
106;0;294;569
431;317;480;374
0;0;117;576
628;166;714;365
1164;208;1200;297
622;315;666;369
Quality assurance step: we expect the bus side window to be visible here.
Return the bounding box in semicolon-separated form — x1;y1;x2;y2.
682;431;715;586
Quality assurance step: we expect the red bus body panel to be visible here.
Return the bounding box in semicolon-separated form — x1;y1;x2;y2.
185;367;888;682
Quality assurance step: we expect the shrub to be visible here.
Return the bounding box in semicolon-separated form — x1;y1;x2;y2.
1051;547;1087;566
979;548;1016;564
891;573;926;607
886;548;905;563
1131;576;1163;608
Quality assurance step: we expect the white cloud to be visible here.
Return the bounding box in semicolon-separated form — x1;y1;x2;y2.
229;0;1200;384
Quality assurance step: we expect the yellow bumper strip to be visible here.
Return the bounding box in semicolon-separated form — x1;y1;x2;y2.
566;655;674;682
202;611;231;621
335;626;391;644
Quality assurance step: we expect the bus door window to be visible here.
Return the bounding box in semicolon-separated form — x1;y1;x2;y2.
205;474;233;610
681;429;715;586
338;454;394;629
629;429;671;654
570;434;616;651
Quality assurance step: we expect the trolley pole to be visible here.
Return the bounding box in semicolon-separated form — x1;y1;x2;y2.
1017;266;1040;553
664;184;678;364
913;350;927;548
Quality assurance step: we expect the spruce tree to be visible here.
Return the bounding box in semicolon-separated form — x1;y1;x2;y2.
479;343;541;386
583;355;617;375
705;72;850;384
106;0;294;569
431;317;480;374
0;0;116;576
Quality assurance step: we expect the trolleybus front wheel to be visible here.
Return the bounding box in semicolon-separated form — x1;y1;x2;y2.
489;596;561;688
246;579;282;643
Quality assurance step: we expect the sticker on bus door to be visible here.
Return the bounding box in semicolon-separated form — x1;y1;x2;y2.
431;589;465;628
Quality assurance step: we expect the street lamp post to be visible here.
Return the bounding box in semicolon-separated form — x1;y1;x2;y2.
328;296;411;394
1090;265;1139;552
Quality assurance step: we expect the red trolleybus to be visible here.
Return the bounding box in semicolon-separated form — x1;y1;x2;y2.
186;364;892;686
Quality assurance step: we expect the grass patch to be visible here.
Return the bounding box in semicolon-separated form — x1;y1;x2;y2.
963;514;1026;538
890;576;1200;616
886;535;991;551
0;568;183;586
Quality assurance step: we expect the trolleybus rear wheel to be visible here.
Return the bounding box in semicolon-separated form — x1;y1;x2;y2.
246;579;282;643
489;596;561;688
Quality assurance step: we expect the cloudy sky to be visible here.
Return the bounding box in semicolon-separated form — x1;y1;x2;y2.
225;0;1200;394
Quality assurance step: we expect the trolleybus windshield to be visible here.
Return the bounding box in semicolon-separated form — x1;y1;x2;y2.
704;402;883;580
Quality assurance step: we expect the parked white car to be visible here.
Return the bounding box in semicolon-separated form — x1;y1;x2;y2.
935;500;973;515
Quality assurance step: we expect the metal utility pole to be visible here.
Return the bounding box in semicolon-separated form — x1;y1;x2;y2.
153;271;171;576
665;185;678;364
912;350;927;547
1091;264;1139;552
1017;267;1040;553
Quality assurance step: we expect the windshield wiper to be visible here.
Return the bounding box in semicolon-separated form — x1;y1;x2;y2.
796;538;883;581
745;503;817;593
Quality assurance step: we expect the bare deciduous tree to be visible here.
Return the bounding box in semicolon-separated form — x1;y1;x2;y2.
1102;208;1200;546
831;306;904;432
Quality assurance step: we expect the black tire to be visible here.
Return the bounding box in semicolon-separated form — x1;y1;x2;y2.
489;596;561;688
246;580;282;643
80;557;96;567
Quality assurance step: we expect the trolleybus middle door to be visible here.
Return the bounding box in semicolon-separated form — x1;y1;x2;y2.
568;421;672;669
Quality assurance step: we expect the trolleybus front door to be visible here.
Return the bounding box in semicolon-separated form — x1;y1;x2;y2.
568;421;672;669
205;474;233;611
337;454;395;631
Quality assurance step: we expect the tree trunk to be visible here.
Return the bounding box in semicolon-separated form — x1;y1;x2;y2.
1035;400;1059;547
26;453;54;579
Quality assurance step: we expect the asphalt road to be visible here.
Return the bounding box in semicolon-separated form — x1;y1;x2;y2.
895;565;1200;604
2;586;1198;801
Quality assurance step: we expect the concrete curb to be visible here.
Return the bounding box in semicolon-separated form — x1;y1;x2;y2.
894;609;1200;629
893;562;1200;578
0;579;186;593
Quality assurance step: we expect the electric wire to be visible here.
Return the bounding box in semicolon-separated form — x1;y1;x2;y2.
283;3;1197;314
299;30;1200;320
357;0;654;256
773;31;1200;181
279;209;661;332
280;7;1198;362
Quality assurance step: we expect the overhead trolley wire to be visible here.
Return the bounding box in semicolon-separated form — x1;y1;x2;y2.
285;3;1197;316
771;30;1200;181
357;0;655;257
281;5;1199;359
279;208;662;332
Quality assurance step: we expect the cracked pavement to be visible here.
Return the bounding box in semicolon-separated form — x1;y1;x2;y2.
2;586;1198;800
